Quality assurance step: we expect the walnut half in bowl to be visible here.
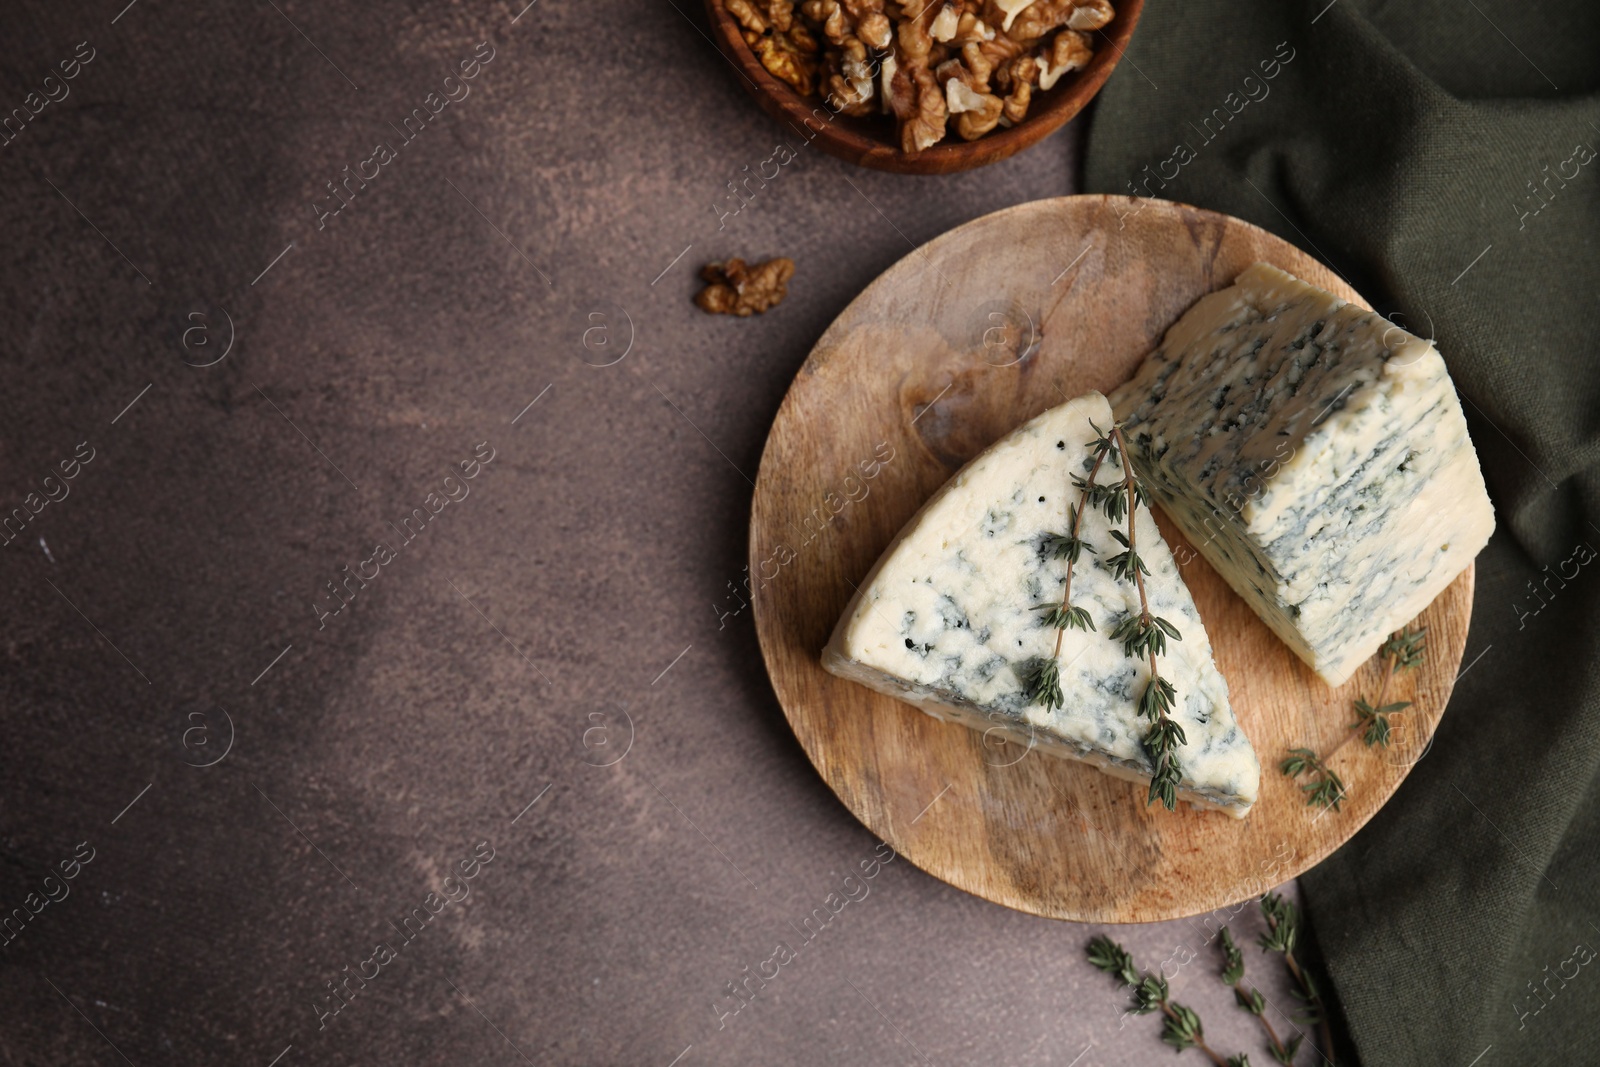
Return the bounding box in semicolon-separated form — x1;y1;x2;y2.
705;0;1142;174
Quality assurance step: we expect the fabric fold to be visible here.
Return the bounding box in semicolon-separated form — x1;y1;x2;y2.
1084;2;1600;1063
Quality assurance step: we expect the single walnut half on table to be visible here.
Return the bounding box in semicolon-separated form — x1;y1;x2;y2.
695;257;796;316
726;0;1111;156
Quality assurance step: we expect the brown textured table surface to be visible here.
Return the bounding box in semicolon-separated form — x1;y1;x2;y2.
0;2;1313;1064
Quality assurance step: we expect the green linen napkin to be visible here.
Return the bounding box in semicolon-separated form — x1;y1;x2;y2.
1084;2;1600;1064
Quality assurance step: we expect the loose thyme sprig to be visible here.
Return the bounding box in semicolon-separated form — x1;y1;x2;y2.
1220;927;1299;1065
1088;936;1249;1066
1279;748;1346;811
1279;625;1426;814
1350;626;1427;747
1104;424;1186;811
1020;434;1113;710
1259;894;1335;1064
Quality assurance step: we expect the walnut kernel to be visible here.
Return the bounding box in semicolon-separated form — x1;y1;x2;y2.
694;257;796;317
724;0;1106;155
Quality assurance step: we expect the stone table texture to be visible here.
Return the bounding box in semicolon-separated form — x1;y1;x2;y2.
0;2;1317;1065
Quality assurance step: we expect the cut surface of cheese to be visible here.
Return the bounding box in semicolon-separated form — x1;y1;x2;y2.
1110;263;1494;686
823;391;1260;816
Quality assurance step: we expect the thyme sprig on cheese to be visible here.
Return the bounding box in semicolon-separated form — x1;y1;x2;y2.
1022;422;1187;810
1104;424;1186;811
1020;439;1112;710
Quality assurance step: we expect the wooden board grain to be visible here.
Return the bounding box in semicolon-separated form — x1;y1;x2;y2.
749;195;1474;924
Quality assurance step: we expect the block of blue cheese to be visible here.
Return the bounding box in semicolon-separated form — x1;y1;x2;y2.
1110;263;1494;687
822;391;1260;817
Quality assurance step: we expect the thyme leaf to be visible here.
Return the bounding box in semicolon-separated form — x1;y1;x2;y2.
1349;626;1426;748
1278;748;1346;812
1281;625;1427;819
1086;935;1245;1067
1259;894;1336;1062
1107;425;1184;811
1219;927;1293;1063
1026;433;1116;707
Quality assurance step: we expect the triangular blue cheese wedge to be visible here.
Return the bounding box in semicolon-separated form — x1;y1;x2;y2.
1110;263;1495;686
823;391;1260;817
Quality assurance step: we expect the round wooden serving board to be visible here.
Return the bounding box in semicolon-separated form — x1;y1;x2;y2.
749;195;1474;924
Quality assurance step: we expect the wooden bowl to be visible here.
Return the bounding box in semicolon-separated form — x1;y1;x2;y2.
702;1;1145;175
